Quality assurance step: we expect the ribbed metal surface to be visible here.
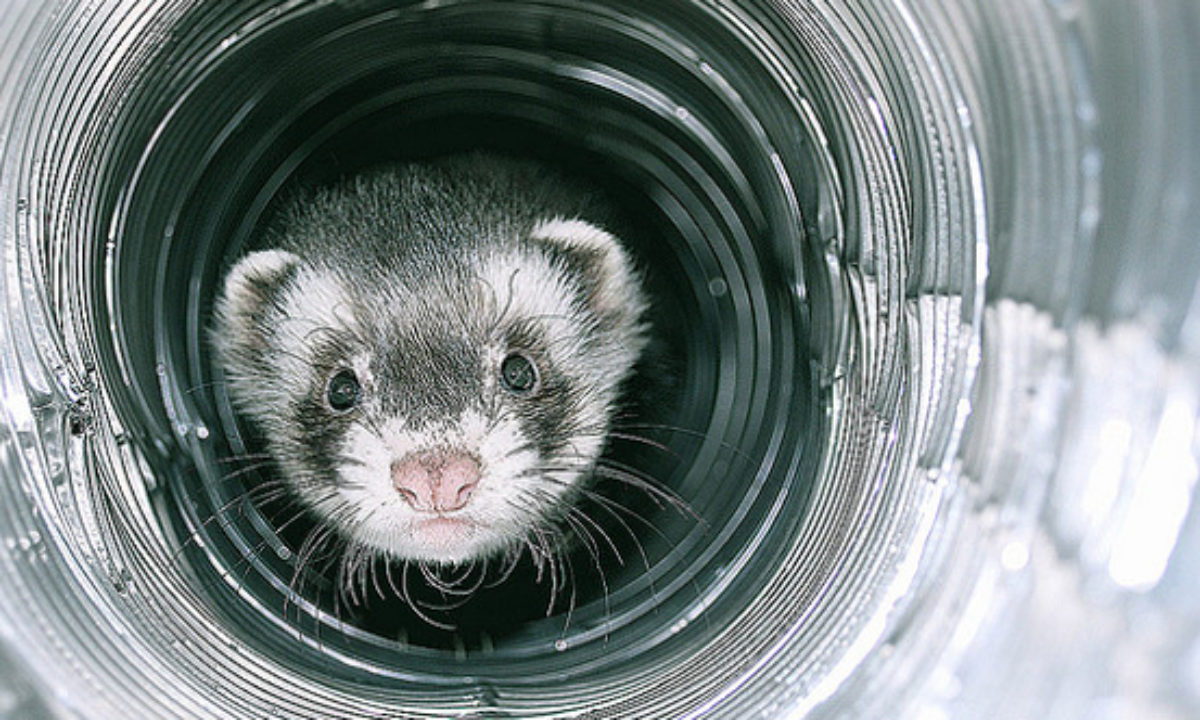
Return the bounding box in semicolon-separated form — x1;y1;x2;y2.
0;1;1196;718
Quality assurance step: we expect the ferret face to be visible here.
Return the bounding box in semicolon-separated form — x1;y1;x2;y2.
213;218;647;566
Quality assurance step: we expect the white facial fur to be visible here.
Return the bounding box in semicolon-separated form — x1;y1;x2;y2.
213;216;646;567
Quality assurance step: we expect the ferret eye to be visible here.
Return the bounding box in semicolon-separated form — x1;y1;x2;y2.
326;369;361;412
500;352;538;395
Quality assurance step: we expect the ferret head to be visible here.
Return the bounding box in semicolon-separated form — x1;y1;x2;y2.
212;218;647;566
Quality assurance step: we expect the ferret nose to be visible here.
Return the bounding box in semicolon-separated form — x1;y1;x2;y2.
391;451;481;512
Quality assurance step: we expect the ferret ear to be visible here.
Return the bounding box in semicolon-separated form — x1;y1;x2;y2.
529;218;645;321
213;249;301;355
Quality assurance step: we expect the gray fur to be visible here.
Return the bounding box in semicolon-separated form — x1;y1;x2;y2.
211;154;648;565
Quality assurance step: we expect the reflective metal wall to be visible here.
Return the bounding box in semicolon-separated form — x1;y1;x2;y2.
0;1;1196;718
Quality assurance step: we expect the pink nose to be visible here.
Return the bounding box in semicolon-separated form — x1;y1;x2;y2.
391;450;481;512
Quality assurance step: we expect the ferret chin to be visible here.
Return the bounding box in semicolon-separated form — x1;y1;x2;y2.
211;153;648;568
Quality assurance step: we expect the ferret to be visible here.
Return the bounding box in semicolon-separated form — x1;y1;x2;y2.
212;154;648;572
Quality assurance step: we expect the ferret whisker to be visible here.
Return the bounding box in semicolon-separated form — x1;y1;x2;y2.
355;544;378;608
383;558;403;607
218;537;275;595
465;557;489;596
207;502;308;590
580;494;656;575
213;452;276;466
357;526;396;604
522;535;545;585
522;525;560;614
418;564;484;607
564;508;614;639
212;460;280;485
343;547;368;609
347;542;382;608
174;483;299;558
603;431;682;460
335;541;362;609
544;453;699;523
594;463;702;523
558;546;579;637
410;562;443;608
337;506;389;607
609;420;755;465
418;562;457;594
370;551;389;604
535;471;660;573
545;540;563;618
562;509;609;588
286;521;339;620
400;561;457;631
534;518;577;617
182;378;229;396
485;548;523;588
537;454;672;497
213;484;293;520
547;474;664;612
192;477;288;521
561;512;604;575
567;506;623;567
